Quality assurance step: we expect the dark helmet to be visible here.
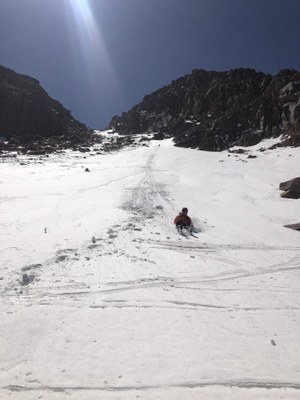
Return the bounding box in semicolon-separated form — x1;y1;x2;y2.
182;207;188;213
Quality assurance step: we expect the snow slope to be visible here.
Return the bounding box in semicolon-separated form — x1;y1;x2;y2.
0;137;300;399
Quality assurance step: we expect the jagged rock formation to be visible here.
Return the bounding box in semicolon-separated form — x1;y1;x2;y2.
0;65;93;152
109;68;300;151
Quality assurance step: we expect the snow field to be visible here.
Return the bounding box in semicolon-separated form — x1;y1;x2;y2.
0;138;299;399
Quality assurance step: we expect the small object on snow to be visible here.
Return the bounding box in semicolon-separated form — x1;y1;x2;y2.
85;168;90;172
270;339;276;346
44;227;47;233
92;236;96;243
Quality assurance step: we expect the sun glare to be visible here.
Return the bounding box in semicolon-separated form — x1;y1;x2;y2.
65;0;119;94
68;0;95;34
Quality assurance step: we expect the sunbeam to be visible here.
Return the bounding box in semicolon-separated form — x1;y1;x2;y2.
64;0;120;100
67;0;99;41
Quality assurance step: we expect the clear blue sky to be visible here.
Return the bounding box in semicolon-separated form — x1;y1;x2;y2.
1;0;300;129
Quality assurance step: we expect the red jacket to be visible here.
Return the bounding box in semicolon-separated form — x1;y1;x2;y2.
174;213;191;225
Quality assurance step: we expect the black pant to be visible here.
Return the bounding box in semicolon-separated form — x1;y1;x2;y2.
176;223;191;230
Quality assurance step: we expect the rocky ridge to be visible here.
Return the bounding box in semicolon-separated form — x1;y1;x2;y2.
109;68;300;151
0;65;94;153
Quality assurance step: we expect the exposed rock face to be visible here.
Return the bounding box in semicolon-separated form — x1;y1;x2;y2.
279;177;300;199
0;65;92;144
109;68;300;151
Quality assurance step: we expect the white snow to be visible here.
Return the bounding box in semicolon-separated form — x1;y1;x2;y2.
0;138;300;399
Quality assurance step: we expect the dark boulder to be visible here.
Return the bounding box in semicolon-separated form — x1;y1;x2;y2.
284;223;300;231
153;132;165;140
279;177;300;192
279;177;300;199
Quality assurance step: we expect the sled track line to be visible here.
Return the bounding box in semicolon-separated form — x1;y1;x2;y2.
170;285;300;295
2;262;300;301
89;300;300;312
121;148;172;225
76;172;142;193
5;379;300;393
150;241;300;252
2;289;300;312
7;297;297;312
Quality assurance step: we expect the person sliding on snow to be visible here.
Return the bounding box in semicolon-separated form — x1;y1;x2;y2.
174;207;192;232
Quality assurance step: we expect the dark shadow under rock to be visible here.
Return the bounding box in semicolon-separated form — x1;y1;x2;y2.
280;190;300;199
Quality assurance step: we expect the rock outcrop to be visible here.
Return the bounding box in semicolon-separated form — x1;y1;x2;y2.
0;65;93;150
109;68;300;151
279;177;300;199
284;223;300;231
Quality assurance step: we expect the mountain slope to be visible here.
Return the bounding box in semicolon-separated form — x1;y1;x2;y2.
109;68;300;150
0;65;92;141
